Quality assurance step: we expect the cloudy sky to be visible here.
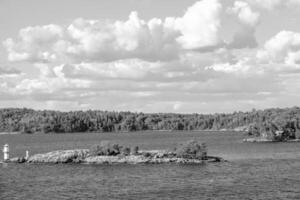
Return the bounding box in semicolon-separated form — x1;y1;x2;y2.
1;0;300;113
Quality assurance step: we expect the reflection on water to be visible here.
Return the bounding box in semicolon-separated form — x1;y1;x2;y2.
1;131;300;199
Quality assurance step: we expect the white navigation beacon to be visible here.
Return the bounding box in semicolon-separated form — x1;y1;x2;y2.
3;144;9;161
25;150;29;160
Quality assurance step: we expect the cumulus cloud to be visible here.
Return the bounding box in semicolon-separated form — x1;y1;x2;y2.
174;0;222;50
230;1;260;27
3;24;63;62
65;13;181;62
257;31;300;66
2;0;300;113
4;14;179;63
3;0;224;63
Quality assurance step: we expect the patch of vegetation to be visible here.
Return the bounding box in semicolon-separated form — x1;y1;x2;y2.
174;140;207;160
121;147;131;156
142;152;152;157
89;141;122;156
131;146;139;155
89;141;138;156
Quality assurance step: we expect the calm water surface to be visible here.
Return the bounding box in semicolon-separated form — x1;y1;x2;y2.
1;131;300;199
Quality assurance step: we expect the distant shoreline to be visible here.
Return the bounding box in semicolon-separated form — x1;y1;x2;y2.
0;129;245;135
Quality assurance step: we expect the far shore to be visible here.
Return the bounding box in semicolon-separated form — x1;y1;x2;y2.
0;129;246;136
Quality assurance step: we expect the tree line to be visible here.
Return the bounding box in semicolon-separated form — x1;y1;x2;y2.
0;107;300;139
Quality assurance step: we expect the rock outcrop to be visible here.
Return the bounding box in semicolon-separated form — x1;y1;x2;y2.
243;137;300;143
7;149;223;164
6;157;26;163
6;140;225;164
27;149;89;163
243;138;273;143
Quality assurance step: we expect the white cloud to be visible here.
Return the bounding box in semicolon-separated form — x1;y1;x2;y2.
3;0;224;63
257;31;300;66
174;0;222;50
65;13;181;62
230;1;260;27
2;0;300;113
3;24;62;62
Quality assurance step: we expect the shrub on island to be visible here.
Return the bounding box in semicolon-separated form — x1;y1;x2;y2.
89;140;207;159
174;140;207;160
131;146;139;155
121;147;131;156
89;141;138;156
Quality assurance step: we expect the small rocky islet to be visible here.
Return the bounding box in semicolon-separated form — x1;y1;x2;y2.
243;129;300;143
4;140;224;164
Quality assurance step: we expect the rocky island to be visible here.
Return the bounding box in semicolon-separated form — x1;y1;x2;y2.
5;140;224;164
243;122;300;143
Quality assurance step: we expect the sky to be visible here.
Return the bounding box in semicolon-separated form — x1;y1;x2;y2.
1;0;300;113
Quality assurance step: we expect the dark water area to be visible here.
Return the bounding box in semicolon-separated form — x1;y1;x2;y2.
1;131;300;199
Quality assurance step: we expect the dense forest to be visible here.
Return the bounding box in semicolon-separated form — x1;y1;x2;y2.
1;107;300;140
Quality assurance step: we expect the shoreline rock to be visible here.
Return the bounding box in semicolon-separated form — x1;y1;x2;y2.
27;149;89;163
0;131;21;135
243;138;300;143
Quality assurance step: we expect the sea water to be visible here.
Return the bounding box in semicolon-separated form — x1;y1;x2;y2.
1;131;300;199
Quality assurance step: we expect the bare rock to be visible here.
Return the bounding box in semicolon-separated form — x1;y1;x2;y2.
27;149;89;163
8;157;26;163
